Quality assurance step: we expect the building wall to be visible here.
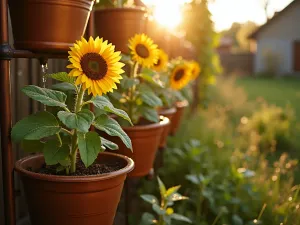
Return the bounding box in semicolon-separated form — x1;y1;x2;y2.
254;1;300;74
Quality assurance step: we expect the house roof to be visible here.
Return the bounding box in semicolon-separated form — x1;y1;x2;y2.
249;0;300;39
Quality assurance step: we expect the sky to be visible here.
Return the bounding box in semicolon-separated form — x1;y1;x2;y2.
142;0;294;31
209;0;294;31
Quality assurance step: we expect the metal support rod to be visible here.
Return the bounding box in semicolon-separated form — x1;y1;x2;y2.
0;47;67;60
125;179;130;225
86;9;94;38
0;0;16;224
0;60;15;225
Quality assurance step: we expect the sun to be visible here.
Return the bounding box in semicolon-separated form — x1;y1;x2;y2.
142;0;190;30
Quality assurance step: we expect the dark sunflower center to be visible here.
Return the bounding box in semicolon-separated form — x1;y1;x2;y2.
174;69;185;81
135;44;150;58
155;59;161;66
80;53;107;80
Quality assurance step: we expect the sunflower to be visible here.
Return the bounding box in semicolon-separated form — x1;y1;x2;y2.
152;49;169;72
129;33;159;68
170;64;192;90
189;61;201;80
67;36;124;96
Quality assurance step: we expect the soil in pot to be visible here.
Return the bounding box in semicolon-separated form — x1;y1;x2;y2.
8;0;94;53
104;117;169;177
170;101;189;136
94;7;147;53
37;160;123;176
158;107;177;149
15;152;134;225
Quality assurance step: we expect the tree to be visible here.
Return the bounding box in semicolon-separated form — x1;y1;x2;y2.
220;22;242;48
237;21;258;51
181;0;222;110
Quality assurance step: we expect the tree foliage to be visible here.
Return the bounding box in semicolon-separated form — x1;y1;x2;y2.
181;0;222;108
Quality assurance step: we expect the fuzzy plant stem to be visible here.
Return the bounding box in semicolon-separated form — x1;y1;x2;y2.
158;197;168;225
70;87;85;173
128;62;139;122
196;184;204;222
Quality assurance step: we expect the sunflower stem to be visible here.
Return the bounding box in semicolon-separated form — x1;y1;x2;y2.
70;86;85;173
75;86;85;113
128;62;139;122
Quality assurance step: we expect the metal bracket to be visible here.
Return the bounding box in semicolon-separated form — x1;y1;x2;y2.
0;43;13;60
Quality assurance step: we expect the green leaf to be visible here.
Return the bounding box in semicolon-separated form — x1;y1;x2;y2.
101;137;119;150
139;213;156;225
56;165;66;173
78;131;102;168
11;111;61;142
140;91;163;107
21;140;44;153
165;185;181;198
48;72;76;84
108;92;123;101
93;114;132;150
58;158;71;167
139;73;164;88
152;204;165;215
91;96;132;124
22;85;67;108
185;174;200;185
121;54;131;62
57;109;94;133
43;140;70;165
157;177;166;197
120;76;140;90
141;194;159;205
170;213;192;223
52;82;76;92
169;193;189;202
232;214;244;225
140;106;159;123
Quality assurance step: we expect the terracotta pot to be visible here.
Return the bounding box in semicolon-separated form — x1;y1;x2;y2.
94;7;148;53
8;0;94;53
106;117;169;177
158;107;177;149
15;152;134;225
170;101;189;136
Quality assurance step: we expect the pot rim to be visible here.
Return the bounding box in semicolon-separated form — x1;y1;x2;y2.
158;107;177;115
122;116;169;131
15;152;134;182
94;6;147;13
176;100;189;108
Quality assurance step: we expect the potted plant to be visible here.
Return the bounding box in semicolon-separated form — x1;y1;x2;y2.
12;37;134;225
143;48;177;150
146;57;199;141
105;33;169;177
94;0;148;53
140;177;192;225
168;58;201;135
8;0;94;53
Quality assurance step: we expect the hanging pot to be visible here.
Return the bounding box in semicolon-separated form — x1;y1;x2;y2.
94;7;148;53
158;107;177;149
8;0;94;53
105;117;169;177
170;101;189;136
15;152;134;225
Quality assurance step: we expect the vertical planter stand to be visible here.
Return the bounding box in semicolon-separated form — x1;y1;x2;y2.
0;1;94;224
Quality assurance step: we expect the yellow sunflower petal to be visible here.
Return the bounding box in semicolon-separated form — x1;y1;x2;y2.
67;36;125;96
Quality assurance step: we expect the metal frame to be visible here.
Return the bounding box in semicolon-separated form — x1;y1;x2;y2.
0;1;94;224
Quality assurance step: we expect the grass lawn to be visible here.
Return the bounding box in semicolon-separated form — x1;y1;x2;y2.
236;77;300;183
236;77;300;122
